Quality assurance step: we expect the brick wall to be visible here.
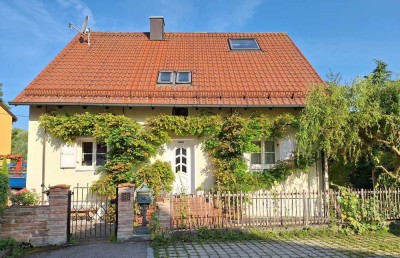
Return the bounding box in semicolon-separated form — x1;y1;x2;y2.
0;185;70;247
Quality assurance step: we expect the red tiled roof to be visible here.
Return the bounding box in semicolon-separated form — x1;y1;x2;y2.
12;32;324;106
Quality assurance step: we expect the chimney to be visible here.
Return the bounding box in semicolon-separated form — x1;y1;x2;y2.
149;16;165;40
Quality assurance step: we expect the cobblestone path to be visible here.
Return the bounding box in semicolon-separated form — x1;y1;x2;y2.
156;238;400;258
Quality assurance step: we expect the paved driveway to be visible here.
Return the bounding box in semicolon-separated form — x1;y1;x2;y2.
156;239;399;258
26;241;150;258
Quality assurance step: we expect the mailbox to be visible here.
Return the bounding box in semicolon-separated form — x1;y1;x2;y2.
135;183;153;231
136;184;153;205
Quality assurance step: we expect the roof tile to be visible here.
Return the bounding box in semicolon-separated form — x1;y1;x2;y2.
12;32;324;106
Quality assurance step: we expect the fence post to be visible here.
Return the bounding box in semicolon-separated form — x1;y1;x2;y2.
303;191;308;226
47;184;71;245
117;183;135;241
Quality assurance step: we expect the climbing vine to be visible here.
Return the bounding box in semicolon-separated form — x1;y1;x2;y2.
40;111;306;195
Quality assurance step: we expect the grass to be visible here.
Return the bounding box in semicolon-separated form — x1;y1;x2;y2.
152;226;400;257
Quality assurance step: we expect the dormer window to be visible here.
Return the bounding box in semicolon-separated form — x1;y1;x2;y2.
158;71;174;83
157;71;192;84
229;38;260;50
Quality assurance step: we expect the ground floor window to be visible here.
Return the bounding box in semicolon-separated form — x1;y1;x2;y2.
250;140;276;169
79;140;107;167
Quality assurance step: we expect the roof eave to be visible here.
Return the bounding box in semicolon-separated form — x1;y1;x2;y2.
10;101;305;108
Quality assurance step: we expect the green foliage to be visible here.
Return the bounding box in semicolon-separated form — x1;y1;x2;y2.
149;209;164;240
0;172;9;215
369;59;392;85
0;237;23;258
9;189;40;206
133;161;174;197
333;185;385;234
297;61;400;185
2;158;8;176
11;128;28;160
41;111;303;194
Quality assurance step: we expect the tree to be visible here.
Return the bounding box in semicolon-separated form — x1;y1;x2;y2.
11;128;28;160
0;82;9;108
0;82;3;103
297;61;400;185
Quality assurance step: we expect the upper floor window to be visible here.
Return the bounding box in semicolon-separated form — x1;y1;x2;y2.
229;38;260;50
250;140;275;168
176;72;191;83
172;107;188;117
158;71;174;83
157;71;192;84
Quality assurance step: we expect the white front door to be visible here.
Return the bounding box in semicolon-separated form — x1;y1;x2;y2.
169;140;194;194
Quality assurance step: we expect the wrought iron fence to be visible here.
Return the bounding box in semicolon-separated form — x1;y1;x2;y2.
68;184;116;240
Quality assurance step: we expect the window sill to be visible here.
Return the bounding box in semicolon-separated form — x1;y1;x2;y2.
75;166;100;173
249;164;275;171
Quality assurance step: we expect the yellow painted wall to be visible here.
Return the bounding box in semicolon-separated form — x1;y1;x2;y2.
0;105;13;156
26;105;321;195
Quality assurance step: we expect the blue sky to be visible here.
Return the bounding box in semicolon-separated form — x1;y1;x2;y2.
1;0;399;129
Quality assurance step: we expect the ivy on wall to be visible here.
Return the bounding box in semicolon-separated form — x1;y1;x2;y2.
39;112;306;195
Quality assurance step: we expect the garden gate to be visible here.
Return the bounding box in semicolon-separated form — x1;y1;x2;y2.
67;184;117;241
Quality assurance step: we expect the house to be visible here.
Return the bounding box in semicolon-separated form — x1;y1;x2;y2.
0;102;17;156
11;17;326;195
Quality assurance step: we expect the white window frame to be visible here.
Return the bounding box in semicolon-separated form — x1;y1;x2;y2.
249;140;277;170
157;71;192;84
157;71;174;84
228;38;260;50
76;138;108;171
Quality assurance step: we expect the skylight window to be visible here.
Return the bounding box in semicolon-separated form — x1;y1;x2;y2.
229;38;260;50
158;71;174;83
157;71;192;84
176;72;191;83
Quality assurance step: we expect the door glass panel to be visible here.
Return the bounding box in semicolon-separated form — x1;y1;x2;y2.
176;148;180;155
182;165;187;173
175;166;180;173
182;148;186;155
182;157;187;164
176;157;180;164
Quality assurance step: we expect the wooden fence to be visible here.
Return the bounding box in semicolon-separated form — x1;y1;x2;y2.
168;188;400;231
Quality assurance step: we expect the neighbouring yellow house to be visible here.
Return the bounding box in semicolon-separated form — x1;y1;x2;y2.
0;102;17;156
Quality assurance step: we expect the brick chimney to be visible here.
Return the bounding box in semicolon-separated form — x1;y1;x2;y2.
149;16;165;40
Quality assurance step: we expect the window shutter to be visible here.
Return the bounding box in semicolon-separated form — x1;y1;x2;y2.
279;137;296;161
60;144;76;168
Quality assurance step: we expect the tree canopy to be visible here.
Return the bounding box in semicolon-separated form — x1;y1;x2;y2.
297;60;400;185
11;128;28;160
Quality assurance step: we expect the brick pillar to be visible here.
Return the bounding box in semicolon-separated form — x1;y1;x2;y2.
46;184;70;245
117;183;135;241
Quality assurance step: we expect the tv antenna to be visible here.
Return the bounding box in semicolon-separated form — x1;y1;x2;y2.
69;16;91;46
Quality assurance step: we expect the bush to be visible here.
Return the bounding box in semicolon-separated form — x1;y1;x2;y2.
133;160;174;197
9;188;39;206
0;237;22;257
0;172;9;214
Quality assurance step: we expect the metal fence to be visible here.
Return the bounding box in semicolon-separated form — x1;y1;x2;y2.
68;184;116;240
169;188;400;231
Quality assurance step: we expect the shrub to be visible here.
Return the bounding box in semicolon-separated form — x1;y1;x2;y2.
133;160;174;197
0;172;9;214
0;237;22;257
9;188;40;206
